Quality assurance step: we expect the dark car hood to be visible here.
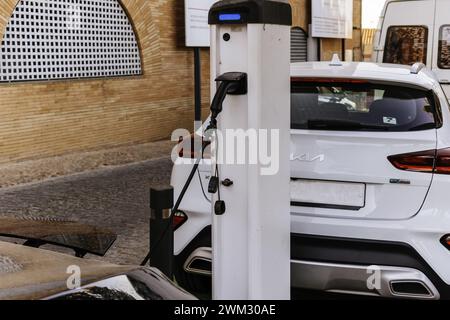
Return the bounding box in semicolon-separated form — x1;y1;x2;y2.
0;241;195;300
0;216;116;257
0;240;133;299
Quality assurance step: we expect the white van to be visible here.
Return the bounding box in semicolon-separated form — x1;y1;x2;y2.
372;0;450;97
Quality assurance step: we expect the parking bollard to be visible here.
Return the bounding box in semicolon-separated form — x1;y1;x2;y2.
149;186;174;279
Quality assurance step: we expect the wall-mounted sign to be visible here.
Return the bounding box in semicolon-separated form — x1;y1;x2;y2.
312;0;353;39
185;0;217;47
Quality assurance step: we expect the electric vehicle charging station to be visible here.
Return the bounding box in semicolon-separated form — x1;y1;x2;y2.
207;0;292;300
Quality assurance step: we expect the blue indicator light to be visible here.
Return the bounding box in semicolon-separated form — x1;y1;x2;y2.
219;13;241;21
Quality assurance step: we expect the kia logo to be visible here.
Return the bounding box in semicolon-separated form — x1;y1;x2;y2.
290;153;325;162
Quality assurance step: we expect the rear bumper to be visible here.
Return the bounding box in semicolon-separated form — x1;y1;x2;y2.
291;260;439;299
290;174;450;287
291;234;450;299
177;228;450;299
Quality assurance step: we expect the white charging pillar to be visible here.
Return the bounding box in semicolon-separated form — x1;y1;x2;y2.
208;0;292;300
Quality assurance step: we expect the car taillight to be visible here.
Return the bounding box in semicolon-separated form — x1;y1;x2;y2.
388;149;436;173
441;235;450;250
172;210;188;231
177;133;211;159
388;148;450;174
434;149;450;174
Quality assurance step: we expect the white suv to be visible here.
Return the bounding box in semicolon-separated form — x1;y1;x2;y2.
171;61;450;300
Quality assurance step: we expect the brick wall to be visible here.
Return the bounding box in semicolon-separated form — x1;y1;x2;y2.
0;0;211;164
291;0;309;30
0;0;361;165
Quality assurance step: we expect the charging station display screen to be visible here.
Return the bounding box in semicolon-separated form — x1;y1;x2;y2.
218;13;241;22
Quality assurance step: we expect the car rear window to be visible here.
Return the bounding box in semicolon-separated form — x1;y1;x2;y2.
383;26;428;65
291;80;437;132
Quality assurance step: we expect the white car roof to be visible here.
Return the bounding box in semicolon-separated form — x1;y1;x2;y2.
290;62;439;91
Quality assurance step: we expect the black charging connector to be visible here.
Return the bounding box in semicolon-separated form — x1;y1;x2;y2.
208;176;220;194
206;72;247;131
215;200;226;216
206;72;247;216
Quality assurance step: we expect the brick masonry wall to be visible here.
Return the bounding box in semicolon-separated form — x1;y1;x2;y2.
0;0;211;164
291;0;309;30
0;0;361;166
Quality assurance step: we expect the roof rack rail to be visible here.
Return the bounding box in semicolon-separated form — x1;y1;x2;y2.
411;62;426;74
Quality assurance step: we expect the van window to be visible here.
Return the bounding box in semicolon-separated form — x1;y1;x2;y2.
383;26;428;65
438;25;450;69
291;81;437;132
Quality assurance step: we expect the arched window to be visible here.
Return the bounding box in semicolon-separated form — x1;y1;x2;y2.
291;27;308;63
0;0;142;82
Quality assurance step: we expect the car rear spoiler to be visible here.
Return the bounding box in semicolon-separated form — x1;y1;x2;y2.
0;216;116;257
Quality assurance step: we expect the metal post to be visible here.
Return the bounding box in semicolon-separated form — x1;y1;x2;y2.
209;0;292;300
149;186;174;278
194;47;202;121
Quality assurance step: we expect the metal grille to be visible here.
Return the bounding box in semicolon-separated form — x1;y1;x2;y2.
0;0;141;82
291;27;308;63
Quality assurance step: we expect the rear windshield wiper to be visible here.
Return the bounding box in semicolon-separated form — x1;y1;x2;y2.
305;119;389;131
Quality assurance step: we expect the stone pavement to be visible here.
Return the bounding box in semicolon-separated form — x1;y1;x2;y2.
0;156;174;265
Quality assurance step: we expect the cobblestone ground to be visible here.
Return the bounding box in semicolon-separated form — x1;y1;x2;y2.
0;157;174;265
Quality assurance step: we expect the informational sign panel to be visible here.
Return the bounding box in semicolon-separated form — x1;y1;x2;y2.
185;0;217;47
312;0;353;39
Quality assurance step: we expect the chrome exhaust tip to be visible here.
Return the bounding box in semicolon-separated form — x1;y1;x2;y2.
183;247;212;276
390;280;435;299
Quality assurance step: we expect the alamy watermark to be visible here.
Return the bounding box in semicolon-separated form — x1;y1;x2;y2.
367;265;382;291
66;265;81;290
171;122;281;176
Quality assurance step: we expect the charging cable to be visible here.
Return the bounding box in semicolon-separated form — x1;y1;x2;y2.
140;72;247;266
